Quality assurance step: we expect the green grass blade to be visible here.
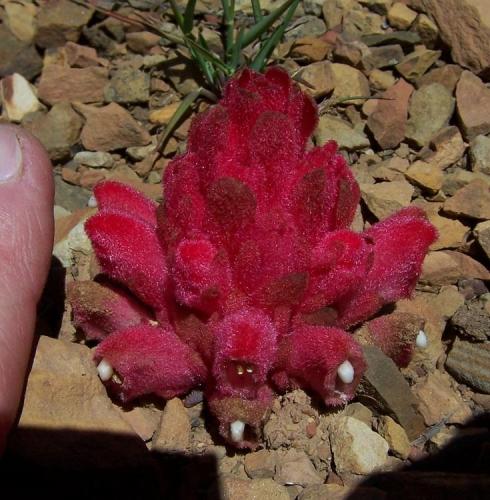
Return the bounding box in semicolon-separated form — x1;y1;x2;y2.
168;0;185;31
185;35;232;74
251;0;263;22
230;26;245;70
250;0;299;71
221;0;236;64
241;0;296;49
183;0;198;34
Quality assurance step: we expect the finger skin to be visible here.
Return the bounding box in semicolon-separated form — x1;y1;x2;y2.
0;125;54;452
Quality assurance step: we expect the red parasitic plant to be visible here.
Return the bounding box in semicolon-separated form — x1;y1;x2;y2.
69;68;437;448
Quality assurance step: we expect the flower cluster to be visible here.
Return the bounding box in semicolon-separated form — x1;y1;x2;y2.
69;68;436;448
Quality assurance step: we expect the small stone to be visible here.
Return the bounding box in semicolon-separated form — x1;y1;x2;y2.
421;250;490;285
396;48;441;82
413;370;473;425
442;168;490;196
451;301;490;341
315;115;370;151
38;65;109;105
244;450;277;479
22;102;83;162
359;0;393;15
406;83;455;147
149;101;181;125
359;346;425;440
446;338;490;394
10;336;146;467
0;73;42;122
343;9;385;38
412;13;439;47
53;214;93;266
419;126;466;170
275;449;323;486
35;0;94;48
0;25;43;80
126;31;161;53
412;0;490;75
362;31;420;48
331;63;370;106
362;44;404;71
222;477;290;500
343;402;373;427
64;41;108;68
76;102;151;151
291;37;332;63
405;161;443;193
425;212;469;251
456;71;490;140
329;416;389;475
152;398;190;452
416;64;462;93
443;180;490;220
387;3;417;30
297;61;335;98
333;38;363;66
73;151;114;168
367;78;414;149
369;69;396;90
4;1;38;43
322;0;356;30
474;220;490;259
286;15;327;39
119;406;161;442
470;135;490;176
375;416;411;459
360;180;414;219
104;66;150;104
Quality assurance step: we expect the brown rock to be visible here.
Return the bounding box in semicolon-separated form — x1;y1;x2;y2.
428;214;469;251
413;371;473;425
11;336;146;467
474;220;490;258
421;250;490;285
35;0;94;48
375;416;411;459
0;73;42;122
152;398;190;452
369;69;396;91
419;126;466;170
360;180;414;219
388;3;418;29
331;63;370;106
405;161;443;193
126;31;162;54
275;449;323;486
38;65;108;105
4;1;38;43
343;402;373;427
76;102;151;151
297;61;335;98
244;449;277;479
396;48;441;82
443;180;490;220
222;477;290;500
64;41;108;68
456;71;490;140
446;338;490;394
416;64;462;93
359;346;426;440
118;406;161;442
451;301;490;341
367;79;414;149
291;36;332;62
329;416;389;475
410;0;490;75
22;102;83;162
149;101;181;125
412;13;439;47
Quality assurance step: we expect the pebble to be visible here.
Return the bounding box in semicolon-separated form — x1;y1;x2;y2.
152;398;191;453
451;301;490;341
244;449;277;479
360;179;414;219
297;61;335;98
275;449;323;486
474;220;490;259
375;415;411;460
456;71;490;140
315;115;370;151
470;135;490;176
104;66;150;104
331;63;370;106
329;416;389;475
387;3;417;30
0;73;42;122
222;477;290;500
443;180;490;220
396;48;441;82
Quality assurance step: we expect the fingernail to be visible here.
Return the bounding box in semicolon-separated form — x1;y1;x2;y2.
0;127;23;183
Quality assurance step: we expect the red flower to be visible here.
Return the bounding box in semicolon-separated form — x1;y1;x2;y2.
70;68;437;447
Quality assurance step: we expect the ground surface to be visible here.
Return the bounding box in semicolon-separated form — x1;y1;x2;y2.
0;0;489;498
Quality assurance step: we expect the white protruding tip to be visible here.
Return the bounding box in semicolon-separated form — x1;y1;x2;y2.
337;360;354;384
97;358;113;381
416;330;428;349
230;420;245;442
88;195;97;208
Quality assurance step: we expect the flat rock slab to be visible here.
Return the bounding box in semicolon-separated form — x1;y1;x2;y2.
358;346;425;440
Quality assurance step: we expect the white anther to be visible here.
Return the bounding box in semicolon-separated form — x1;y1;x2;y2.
246;366;254;374
87;195;98;208
230;420;245;442
236;364;244;375
97;358;113;381
337;360;354;384
416;330;428;349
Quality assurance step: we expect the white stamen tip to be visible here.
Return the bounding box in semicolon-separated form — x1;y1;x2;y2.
416;330;428;349
230;420;245;442
337;360;354;384
88;195;98;208
97;358;113;381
